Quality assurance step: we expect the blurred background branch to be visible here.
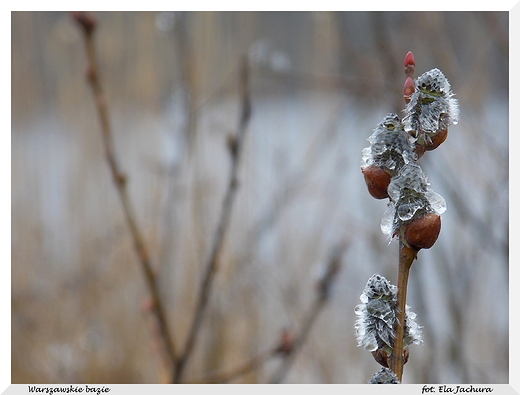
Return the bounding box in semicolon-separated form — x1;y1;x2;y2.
174;56;252;383
71;11;179;379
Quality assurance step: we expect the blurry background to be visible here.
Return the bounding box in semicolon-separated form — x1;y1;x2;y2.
11;11;509;384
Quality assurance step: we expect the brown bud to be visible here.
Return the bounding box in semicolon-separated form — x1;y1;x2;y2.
371;348;409;368
425;128;448;151
414;143;426;159
372;349;390;368
405;213;441;250
362;165;391;199
403;348;409;365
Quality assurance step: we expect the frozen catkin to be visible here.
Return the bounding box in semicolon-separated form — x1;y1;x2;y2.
354;274;422;367
361;68;457;249
361;114;417;199
381;163;446;249
369;367;400;384
403;68;459;154
358;52;458;383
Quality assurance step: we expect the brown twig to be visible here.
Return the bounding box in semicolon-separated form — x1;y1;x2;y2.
271;243;345;383
388;240;416;382
71;11;178;379
386;52;419;383
173;55;252;383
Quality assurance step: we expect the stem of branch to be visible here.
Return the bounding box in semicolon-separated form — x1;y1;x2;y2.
389;239;416;382
72;11;178;379
174;56;252;383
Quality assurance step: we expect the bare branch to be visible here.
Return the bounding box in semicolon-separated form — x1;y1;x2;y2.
271;243;345;383
174;56;252;383
72;11;178;379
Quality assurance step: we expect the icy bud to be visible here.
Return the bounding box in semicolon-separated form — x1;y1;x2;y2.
403;68;459;150
381;163;446;241
362;114;416;174
361;114;416;199
355;274;422;359
369;367;400;384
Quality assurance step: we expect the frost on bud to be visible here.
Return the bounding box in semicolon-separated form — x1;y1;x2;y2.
369;367;400;384
403;68;459;151
355;274;422;364
381;163;446;246
361;114;416;199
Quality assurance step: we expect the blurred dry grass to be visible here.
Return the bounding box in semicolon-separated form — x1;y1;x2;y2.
11;11;508;384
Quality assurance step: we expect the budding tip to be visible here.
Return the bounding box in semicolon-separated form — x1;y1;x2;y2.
404;76;415;97
404;51;415;67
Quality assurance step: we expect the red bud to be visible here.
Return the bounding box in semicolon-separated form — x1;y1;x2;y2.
404;77;415;103
404;51;415;68
404;51;415;79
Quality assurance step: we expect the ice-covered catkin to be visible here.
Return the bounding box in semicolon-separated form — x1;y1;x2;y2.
403;68;459;150
355;274;422;360
361;113;416;175
361;114;416;199
369;367;400;384
381;163;446;244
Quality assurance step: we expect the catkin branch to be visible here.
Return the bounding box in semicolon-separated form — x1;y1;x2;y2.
360;51;457;384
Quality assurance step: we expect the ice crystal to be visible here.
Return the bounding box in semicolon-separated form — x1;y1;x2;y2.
355;274;422;354
369;367;400;384
381;163;446;238
361;113;416;175
403;68;459;146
